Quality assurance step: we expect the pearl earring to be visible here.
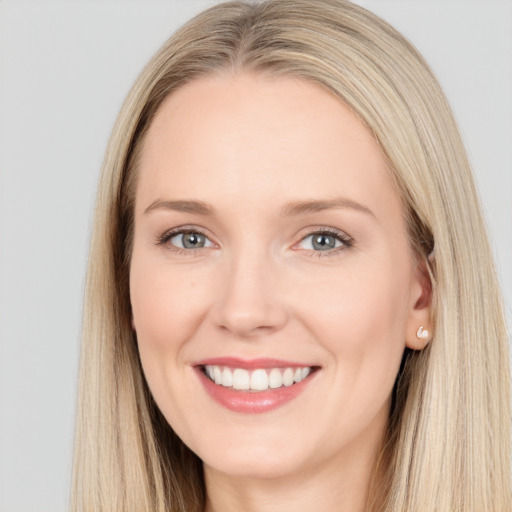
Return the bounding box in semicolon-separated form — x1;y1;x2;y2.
416;326;429;340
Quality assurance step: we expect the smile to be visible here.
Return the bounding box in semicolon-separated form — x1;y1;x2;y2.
203;365;312;391
194;358;319;413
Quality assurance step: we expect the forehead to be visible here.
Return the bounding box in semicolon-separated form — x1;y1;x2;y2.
136;72;399;219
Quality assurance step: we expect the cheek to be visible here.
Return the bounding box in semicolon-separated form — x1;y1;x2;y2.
296;259;411;403
300;256;409;339
130;256;208;347
128;252;210;403
129;254;214;432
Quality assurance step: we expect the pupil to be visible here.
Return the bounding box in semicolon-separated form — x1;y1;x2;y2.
312;234;335;250
183;233;204;248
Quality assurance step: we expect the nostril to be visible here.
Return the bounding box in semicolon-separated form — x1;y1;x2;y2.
217;321;282;338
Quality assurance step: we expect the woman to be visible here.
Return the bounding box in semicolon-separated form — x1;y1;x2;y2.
71;0;511;510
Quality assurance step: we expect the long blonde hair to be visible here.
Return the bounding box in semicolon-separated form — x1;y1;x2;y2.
71;1;511;510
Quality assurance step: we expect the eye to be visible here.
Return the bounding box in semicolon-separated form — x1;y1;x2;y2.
158;229;214;251
296;229;351;252
171;231;211;249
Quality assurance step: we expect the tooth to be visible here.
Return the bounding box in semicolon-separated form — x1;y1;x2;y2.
250;369;269;391
301;367;311;380
206;364;312;390
233;368;250;390
268;368;283;388
221;367;233;387
283;367;294;387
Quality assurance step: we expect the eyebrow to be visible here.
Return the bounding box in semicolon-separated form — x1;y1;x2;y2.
144;199;214;216
281;197;375;218
143;196;374;218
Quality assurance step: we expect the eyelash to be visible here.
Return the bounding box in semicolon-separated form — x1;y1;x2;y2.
155;226;353;257
298;228;353;258
155;226;212;256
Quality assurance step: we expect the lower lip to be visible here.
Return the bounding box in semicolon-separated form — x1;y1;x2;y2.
196;368;316;414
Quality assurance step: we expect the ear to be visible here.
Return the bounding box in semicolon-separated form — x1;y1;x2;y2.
405;257;433;350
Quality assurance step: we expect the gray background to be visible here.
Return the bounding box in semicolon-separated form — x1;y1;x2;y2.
0;1;510;511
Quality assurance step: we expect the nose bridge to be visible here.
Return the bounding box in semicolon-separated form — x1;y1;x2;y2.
213;240;287;337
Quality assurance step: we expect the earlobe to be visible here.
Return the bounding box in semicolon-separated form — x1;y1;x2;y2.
407;324;431;350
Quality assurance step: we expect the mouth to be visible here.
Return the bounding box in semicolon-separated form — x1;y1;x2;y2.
193;358;319;413
202;364;314;392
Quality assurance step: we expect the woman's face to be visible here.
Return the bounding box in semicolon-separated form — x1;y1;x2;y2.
130;73;430;480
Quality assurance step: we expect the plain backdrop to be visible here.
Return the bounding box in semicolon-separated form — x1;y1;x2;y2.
0;1;510;510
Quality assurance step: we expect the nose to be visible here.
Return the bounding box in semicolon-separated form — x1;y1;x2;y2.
212;248;288;338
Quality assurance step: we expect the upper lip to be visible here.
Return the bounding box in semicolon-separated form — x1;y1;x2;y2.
193;357;317;370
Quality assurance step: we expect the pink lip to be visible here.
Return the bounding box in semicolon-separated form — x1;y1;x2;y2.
193;357;310;370
193;358;318;414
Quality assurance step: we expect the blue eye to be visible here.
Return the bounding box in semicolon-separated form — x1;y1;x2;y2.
297;230;351;252
159;230;214;250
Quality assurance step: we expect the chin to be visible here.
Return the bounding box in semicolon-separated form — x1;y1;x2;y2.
191;428;306;479
204;451;303;481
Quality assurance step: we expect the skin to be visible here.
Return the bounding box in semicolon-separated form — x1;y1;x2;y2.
130;72;431;512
